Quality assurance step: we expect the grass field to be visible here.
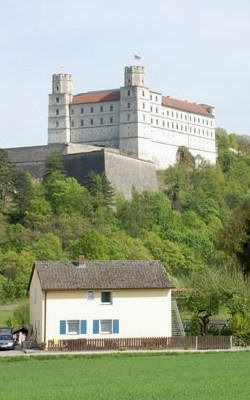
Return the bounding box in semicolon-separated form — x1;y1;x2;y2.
0;303;17;326
0;352;250;400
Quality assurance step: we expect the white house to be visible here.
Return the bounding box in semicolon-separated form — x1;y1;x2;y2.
28;257;174;344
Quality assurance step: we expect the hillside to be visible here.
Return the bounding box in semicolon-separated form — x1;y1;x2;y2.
0;128;250;337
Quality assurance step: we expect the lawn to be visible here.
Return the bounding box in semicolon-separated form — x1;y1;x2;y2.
0;303;17;326
0;352;250;400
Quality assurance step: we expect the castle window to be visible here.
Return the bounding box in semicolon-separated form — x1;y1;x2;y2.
71;120;74;127
167;121;170;128
110;105;113;111
210;120;213;126
142;90;145;97
162;120;165;127
80;119;84;126
194;117;196;122
71;108;74;114
180;125;183;131
198;128;200;134
167;110;169;116
155;96;158;101
142;102;145;109
110;117;113;123
127;90;130;96
172;111;174;117
56;97;59;103
156;119;158;125
194;128;196;133
172;122;174;129
150;106;153;112
56;86;59;91
56;109;59;115
127;102;130;108
190;126;192;132
156;108;158;114
151;118;153;124
143;114;146;121
189;115;191;121
100;118;103;125
150;94;152;100
56;121;59;127
90;107;94;113
176;112;178;118
127;114;130;121
180;114;182;119
90;119;94;125
176;123;179;130
100;106;103;112
185;126;187;132
202;119;204;124
198;118;200;123
81;108;84;114
185;115;187;120
206;120;209;125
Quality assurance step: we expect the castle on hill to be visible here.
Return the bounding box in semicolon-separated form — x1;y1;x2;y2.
48;65;217;169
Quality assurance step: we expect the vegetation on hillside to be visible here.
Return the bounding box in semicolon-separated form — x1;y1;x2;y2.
0;128;250;338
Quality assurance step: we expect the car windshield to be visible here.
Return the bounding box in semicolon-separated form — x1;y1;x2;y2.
0;335;13;340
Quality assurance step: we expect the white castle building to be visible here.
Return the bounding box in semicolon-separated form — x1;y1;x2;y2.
48;66;216;169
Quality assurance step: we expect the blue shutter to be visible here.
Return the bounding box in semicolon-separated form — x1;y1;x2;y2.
93;320;99;334
60;320;66;335
81;320;87;334
113;319;119;334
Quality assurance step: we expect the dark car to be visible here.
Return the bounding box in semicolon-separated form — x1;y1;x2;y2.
0;334;15;350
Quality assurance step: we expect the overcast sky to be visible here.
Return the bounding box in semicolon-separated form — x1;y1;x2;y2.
1;0;249;148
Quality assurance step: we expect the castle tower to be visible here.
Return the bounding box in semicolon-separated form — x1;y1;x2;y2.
48;74;73;144
119;66;152;161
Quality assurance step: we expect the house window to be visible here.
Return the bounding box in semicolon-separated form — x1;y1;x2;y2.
100;319;112;334
100;106;103;112
90;107;94;113
101;291;112;304
110;117;113;123
80;119;84;126
87;290;94;300
81;108;84;114
100;117;103;125
56;97;59;103
110;105;113;111
67;320;80;335
56;109;59;115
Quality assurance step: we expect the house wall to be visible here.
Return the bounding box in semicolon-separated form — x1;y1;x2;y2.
44;288;172;342
29;268;44;343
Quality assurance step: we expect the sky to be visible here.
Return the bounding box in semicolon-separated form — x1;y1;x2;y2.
0;0;250;148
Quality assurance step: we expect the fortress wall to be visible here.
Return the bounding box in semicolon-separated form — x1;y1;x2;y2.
6;144;67;163
104;150;158;199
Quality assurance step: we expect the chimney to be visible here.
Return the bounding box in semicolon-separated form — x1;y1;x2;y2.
77;255;85;267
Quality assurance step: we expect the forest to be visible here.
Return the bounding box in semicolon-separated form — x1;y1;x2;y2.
0;128;250;340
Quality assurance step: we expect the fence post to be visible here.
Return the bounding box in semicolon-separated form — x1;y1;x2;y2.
230;335;233;349
195;336;198;350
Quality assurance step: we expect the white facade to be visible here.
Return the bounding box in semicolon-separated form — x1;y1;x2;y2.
29;266;172;343
48;66;217;169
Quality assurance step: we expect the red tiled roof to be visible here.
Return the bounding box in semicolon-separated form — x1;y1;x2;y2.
162;96;214;117
73;90;120;104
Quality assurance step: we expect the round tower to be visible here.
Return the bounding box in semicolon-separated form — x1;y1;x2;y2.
52;73;72;94
124;66;145;87
48;74;73;145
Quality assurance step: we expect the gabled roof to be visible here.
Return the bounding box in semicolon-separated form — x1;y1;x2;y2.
162;96;214;117
30;260;173;291
72;90;120;104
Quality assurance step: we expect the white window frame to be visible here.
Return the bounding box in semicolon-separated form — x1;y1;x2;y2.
100;319;112;334
101;291;112;304
87;290;94;300
67;320;80;335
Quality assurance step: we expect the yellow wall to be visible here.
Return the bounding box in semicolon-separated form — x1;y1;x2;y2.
29;268;44;343
45;288;172;341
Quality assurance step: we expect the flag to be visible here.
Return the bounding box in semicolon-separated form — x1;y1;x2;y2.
134;55;141;60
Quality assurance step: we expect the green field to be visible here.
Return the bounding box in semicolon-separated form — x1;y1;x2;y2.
0;352;250;399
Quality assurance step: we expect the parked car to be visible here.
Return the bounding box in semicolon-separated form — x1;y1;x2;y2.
0;333;15;350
